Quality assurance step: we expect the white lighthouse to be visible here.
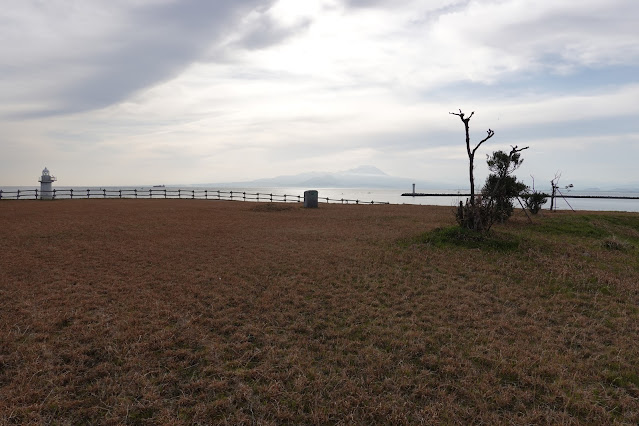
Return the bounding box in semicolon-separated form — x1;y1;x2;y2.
39;167;57;199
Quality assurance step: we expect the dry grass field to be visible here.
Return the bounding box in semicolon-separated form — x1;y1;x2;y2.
1;199;638;424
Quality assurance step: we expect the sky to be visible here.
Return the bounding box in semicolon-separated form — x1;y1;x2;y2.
1;0;638;189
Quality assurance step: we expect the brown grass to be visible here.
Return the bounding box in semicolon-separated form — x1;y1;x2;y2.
1;200;638;424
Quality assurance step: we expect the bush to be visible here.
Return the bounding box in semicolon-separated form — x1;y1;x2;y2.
602;236;634;251
482;175;527;223
522;191;548;214
456;196;499;231
481;149;528;223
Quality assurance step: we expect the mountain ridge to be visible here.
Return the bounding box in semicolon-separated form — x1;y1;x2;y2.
203;165;453;189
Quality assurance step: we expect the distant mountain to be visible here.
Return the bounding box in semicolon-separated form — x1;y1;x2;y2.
611;184;639;193
343;165;388;176
205;165;452;189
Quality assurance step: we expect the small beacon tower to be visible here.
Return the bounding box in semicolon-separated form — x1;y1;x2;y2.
39;167;57;199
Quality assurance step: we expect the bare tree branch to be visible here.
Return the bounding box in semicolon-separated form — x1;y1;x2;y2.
449;110;474;120
550;171;562;211
450;109;493;205
510;145;529;154
472;129;494;156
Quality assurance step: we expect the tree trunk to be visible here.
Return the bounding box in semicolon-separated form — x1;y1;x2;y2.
469;155;475;204
449;109;494;215
465;118;475;204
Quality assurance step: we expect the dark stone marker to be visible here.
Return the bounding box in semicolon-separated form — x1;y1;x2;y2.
304;190;318;208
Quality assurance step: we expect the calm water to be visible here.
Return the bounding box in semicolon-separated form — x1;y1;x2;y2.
1;186;639;212
301;188;639;212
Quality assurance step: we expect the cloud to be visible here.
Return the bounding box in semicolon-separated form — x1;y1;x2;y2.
2;0;284;117
1;0;638;188
6;0;636;118
426;0;639;79
341;0;395;7
229;9;312;51
318;0;639;91
341;0;457;10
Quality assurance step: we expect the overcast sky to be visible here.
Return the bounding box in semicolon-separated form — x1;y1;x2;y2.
2;0;638;188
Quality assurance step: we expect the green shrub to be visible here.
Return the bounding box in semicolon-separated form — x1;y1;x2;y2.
522;191;548;214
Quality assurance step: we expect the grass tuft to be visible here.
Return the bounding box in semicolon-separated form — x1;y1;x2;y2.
602;236;634;251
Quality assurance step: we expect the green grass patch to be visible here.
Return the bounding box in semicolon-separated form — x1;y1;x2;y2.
562;277;614;295
598;215;639;232
531;214;639;245
534;215;609;239
407;226;521;252
605;363;639;389
128;407;156;424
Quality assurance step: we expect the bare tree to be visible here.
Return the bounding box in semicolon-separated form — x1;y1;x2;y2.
550;172;561;211
550;172;575;212
449;109;495;205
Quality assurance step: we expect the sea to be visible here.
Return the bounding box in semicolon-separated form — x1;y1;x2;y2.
1;185;639;213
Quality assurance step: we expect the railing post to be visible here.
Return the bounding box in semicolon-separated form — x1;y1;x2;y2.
70;189;74;199
0;190;2;200
87;189;90;199
53;189;56;199
17;189;20;199
270;193;273;202
164;189;167;199
134;189;137;199
284;194;287;202
119;189;122;199
205;190;208;200
149;188;152;198
243;192;246;201
257;193;260;202
192;190;195;199
230;191;233;200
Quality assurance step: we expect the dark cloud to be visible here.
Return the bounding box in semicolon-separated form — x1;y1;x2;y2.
340;0;429;9
234;14;311;51
11;0;284;117
341;0;386;8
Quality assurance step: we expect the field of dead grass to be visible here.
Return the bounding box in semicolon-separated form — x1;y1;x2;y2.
1;199;638;424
